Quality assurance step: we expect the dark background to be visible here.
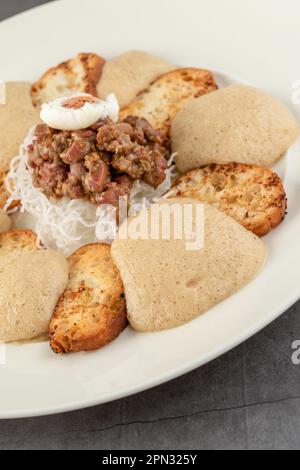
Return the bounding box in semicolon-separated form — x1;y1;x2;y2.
1;0;300;450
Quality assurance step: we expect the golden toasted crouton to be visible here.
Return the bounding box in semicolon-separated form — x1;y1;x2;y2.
120;68;218;132
0;229;38;252
0;174;11;209
0;210;11;233
49;243;127;354
170;163;287;236
31;53;105;107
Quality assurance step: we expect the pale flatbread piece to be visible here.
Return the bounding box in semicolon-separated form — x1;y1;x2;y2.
0;250;68;342
112;200;267;332
97;50;174;108
172;85;299;173
0;82;40;176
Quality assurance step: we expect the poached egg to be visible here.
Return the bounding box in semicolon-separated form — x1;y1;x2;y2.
40;93;119;130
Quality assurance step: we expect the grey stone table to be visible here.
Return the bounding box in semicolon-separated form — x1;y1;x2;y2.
1;0;300;451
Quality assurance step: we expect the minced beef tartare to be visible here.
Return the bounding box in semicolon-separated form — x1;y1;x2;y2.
27;116;170;206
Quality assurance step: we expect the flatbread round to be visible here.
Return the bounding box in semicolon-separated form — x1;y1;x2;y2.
0;82;40;176
97;50;174;108
0;250;68;342
172;85;299;173
112;199;267;332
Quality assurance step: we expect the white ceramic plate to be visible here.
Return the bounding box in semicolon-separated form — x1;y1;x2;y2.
0;0;300;419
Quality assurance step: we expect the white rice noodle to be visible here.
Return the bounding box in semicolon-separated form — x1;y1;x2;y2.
5;128;177;255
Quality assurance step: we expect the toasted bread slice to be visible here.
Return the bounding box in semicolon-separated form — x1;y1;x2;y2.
31;53;105;107
120;68;218;132
0;173;10;209
170;163;287;236
0;229;38;252
0;184;20;210
49;243;127;353
0;171;21;210
0;210;11;233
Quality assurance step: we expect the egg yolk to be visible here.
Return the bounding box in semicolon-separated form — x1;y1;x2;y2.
62;96;99;110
